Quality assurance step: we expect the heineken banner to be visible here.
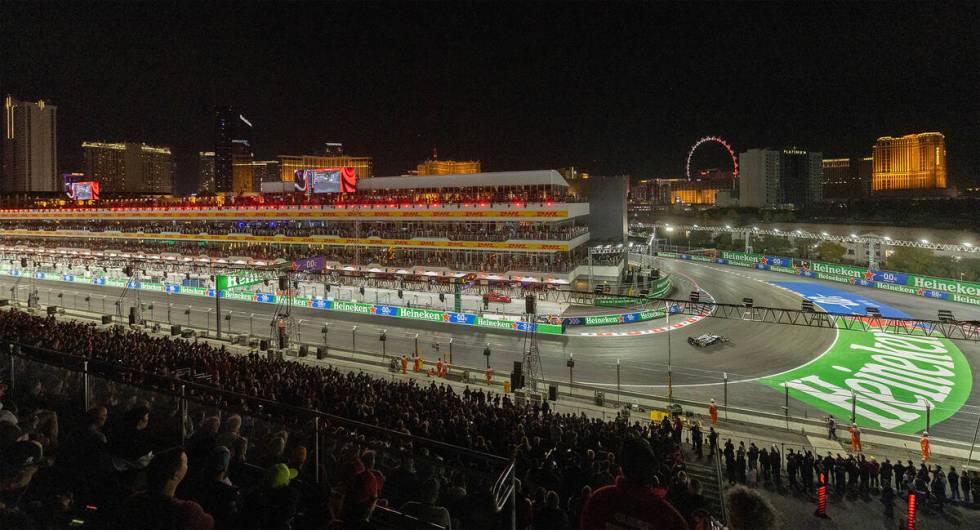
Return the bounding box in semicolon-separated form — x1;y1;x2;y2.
660;252;980;306
3;266;564;335
566;308;667;327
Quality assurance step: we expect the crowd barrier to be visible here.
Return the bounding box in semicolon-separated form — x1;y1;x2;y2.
658;250;980;306
1;265;565;335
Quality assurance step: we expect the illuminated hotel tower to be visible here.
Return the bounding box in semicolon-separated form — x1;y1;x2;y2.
872;132;946;192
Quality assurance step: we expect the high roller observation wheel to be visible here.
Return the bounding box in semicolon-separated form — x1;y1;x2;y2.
686;136;738;180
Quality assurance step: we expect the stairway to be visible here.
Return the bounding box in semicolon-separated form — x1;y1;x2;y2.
681;446;726;523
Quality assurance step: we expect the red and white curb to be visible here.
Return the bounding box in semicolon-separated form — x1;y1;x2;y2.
577;268;714;337
578;315;705;336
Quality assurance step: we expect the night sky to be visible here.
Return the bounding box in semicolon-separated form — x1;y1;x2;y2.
3;1;978;193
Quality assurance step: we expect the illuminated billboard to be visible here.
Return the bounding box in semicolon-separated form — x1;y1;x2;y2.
294;167;357;194
68;181;100;200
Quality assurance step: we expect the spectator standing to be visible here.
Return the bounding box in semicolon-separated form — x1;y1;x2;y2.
533;490;570;530
580;437;689;530
184;446;240;530
112;447;214;530
949;467;960;502
400;478;452;529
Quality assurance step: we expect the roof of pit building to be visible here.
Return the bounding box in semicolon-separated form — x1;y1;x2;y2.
358;170;569;191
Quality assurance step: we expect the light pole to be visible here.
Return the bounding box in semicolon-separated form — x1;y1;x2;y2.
666;300;673;404
351;325;357;351
483;343;491;369
380;329;387;359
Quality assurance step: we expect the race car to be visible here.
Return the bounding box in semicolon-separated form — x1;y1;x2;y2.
486;291;512;303
687;333;729;348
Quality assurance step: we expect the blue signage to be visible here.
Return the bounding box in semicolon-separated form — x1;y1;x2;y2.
34;271;45;279
127;280;141;289
445;312;476;325
255;293;276;304
373;304;401;317
165;284;181;294
309;299;332;309
93;277;106;286
63;274;74;282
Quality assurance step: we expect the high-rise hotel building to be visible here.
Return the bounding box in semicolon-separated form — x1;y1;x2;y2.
872;132;946;193
82;142;174;194
2;95;58;193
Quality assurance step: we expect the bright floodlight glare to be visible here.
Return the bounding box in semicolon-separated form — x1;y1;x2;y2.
921;239;929;244
821;232;829;236
725;225;731;229
665;226;674;232
884;236;891;241
850;234;857;238
774;228;780;232
964;242;973;247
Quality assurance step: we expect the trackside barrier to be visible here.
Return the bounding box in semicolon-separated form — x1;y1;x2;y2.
1;267;564;335
657;251;980;306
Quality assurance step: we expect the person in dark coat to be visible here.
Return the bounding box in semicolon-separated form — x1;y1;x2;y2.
948;467;960;502
893;460;905;491
758;448;770;484
769;446;782;489
960;471;971;505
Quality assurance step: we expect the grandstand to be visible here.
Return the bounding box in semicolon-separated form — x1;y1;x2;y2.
0;171;595;282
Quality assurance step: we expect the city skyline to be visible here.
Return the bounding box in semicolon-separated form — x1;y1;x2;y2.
2;1;977;194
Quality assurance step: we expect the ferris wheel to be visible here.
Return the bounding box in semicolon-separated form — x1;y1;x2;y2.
686;136;738;180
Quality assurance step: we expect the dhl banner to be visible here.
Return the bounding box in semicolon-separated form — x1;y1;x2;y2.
0;208;569;221
0;229;570;252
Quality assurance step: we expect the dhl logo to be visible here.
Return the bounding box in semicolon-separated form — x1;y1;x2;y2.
0;230;570;252
0;209;569;220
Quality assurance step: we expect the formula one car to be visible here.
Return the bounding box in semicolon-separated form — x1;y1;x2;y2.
687;333;730;348
486;291;512;303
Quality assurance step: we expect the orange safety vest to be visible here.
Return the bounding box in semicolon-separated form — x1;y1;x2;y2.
486;367;494;383
400;357;408;374
436;359;444;376
708;404;718;423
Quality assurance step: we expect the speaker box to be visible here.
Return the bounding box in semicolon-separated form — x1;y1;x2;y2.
170;324;182;336
279;276;289;291
513;361;523;375
128;306;137;325
47;306;58;316
299;345;309;357
525;295;536;314
510;372;524;391
0;299;8;307
260;339;270;351
180;329;195;338
101;315;113;325
548;384;558;401
316;346;327;360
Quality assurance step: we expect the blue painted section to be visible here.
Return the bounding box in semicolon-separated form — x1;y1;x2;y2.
770;281;911;318
373;304;401;317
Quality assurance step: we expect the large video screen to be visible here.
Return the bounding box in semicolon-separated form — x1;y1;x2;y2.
294;167;357;194
69;181;100;200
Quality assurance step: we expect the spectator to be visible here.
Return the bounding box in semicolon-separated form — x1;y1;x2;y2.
240;463;300;530
112;447;214;530
725;485;777;530
183;446;241;530
580;437;688;530
533;490;570;530
109;405;153;469
400;478;452;529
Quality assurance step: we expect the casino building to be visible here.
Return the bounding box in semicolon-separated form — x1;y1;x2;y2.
0;170;594;284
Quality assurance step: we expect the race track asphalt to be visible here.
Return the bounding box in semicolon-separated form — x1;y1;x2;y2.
4;258;979;443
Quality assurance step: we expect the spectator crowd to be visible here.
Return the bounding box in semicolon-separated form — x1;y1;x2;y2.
1;309;718;530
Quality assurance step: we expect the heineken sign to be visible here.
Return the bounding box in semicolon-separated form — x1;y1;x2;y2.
763;283;971;434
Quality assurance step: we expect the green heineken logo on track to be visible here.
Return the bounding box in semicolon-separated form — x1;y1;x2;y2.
764;329;971;434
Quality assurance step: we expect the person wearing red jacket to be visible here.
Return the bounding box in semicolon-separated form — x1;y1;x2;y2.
581;437;689;530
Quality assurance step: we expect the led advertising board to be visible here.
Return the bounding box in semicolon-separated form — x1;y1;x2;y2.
68;181;100;200
294;167;357;194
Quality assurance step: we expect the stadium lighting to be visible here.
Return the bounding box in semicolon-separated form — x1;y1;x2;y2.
794;229;802;234
821;232;829;236
725;225;731;229
850;234;858;238
883;236;891;241
665;226;674;233
921;239;929;244
773;228;780;232
964;242;973;247
753;226;759;231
